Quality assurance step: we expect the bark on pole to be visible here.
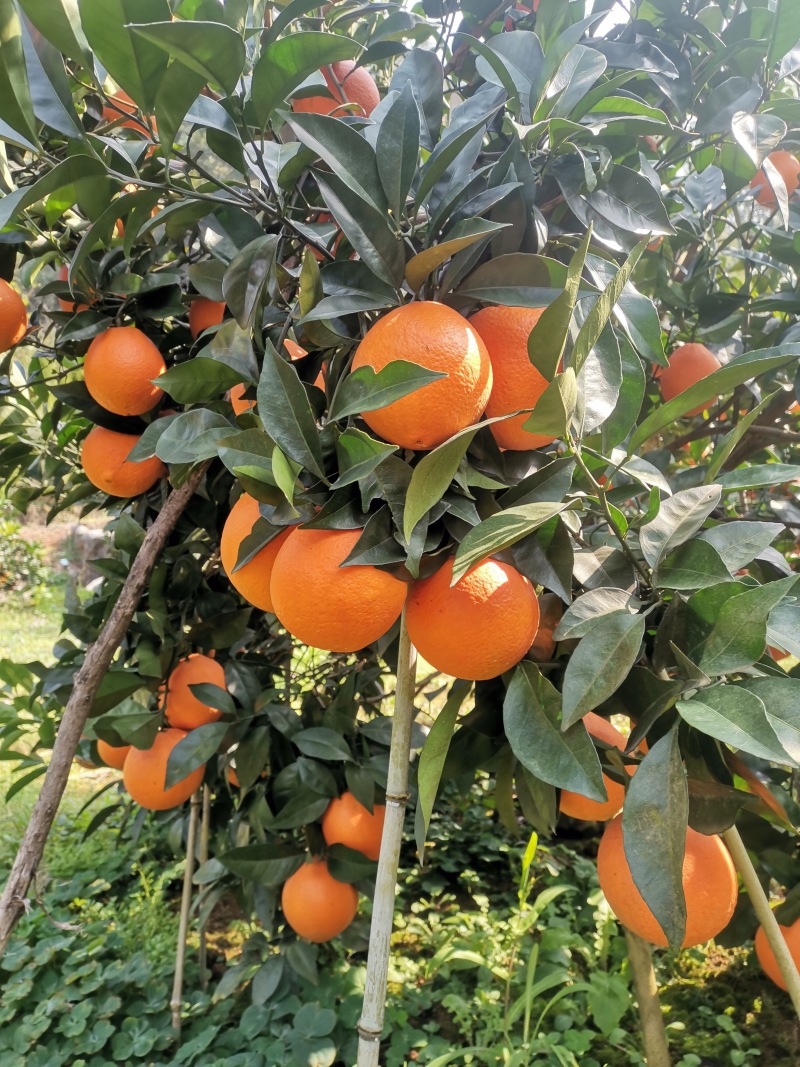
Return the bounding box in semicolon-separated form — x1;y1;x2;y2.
723;825;800;1017
0;464;208;957
623;927;672;1067
356;610;418;1067
171;789;201;1034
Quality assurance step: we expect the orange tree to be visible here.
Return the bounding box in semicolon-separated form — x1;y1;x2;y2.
1;0;800;1063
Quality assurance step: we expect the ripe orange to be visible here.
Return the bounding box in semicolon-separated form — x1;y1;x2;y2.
123;728;204;810
754;918;800;990
504;0;539;29
270;527;406;653
164;653;226;731
0;278;27;351
560;712;628;822
57;265;91;314
281;857;358;942
229;339;308;415
189;298;225;339
405;556;540;680
528;592;563;662
657;343;721;416
470;305;553;450
351;302;492;450
293;60;380;118
322;792;386;861
750;149;800;207
102;88;155;134
220;493;293;612
96;739;131;770
84;326;166;416
81;426;166;497
597;815;738;948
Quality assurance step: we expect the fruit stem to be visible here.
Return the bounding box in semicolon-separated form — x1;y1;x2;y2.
722;824;800;1018
198;784;211;990
356;609;418;1066
0;461;209;957
171;789;201;1035
623;926;672;1067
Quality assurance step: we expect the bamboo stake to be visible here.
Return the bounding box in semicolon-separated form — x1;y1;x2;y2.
623;927;672;1067
356;611;418;1066
0;463;209;957
723;825;800;1017
171;789;201;1035
198;784;211;990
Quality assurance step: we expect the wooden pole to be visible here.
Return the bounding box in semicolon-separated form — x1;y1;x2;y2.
171;789;201;1034
356;611;417;1066
723;825;800;1017
0;463;208;957
624;927;672;1067
198;784;211;990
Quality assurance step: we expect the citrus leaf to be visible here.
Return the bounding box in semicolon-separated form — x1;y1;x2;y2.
405;219;508;293
528;225;593;381
257;338;325;481
80;0;170;111
452;500;578;582
129;19;245;94
561;611;645;728
403;425;480;542
414;679;471;862
328;361;446;422
251;31;360;125
677;687;795;765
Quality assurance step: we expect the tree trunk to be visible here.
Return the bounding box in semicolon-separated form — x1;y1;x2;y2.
624;927;672;1067
356;611;417;1066
0;464;208;956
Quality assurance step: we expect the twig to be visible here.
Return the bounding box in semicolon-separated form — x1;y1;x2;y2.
0;462;209;956
171;789;201;1034
624;927;672;1067
198;784;211;990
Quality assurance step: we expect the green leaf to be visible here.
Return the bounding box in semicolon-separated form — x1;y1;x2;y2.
157;358;243;405
165;722;226;788
329;361;446;422
18;0;91;67
257;339;325;481
153;57;206;149
522;368;577;438
222;235;279;330
0;154;107;232
455;251;578;309
528;225;593;381
621;726;688;951
452;500;578;583
130;19;245;94
251;32;360;125
414;98;505;208
700;521;784;572
332;428;397;490
561;611;645;728
504;663;606;801
156;409;233;463
738;677;800;764
639;485;722;568
554;588;642;640
731;112;788;169
403;426;480;542
768;0;800;68
388;47;443;152
628;344;800;453
376;81;420;222
293;727;353;762
0;0;40;147
571;238;647;373
405;219;508;293
326;843;377;884
687;576;798;676
716;464;800;492
414;679;471;861
655;540;731;591
767;602;800;660
704;389;783;484
583;164;674;235
79;0;171;111
22;17;84;139
219;843;305;884
677;687;794;765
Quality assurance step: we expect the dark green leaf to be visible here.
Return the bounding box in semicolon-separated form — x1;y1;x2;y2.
223;235;279;330
639;485;722;568
332;428;397;490
655;540;731;591
326;843;377;883
523;368;577;438
155;409;233;463
716;464;800;492
553;587;641;640
700;521;783;572
219;843;305;884
414;679;471;861
452;500;577;582
251;32;360;125
18;0;91;66
403;426;480;542
677;687;794;765
79;0;170;111
157;358;243;405
257;338;325;481
388;47;443;152
0;0;39;146
528;226;593;381
561;611;645;728
130;19;245;94
376;81;420;222
165;722;226;788
572;239;647;372
293;727;354;762
738;677;800;764
329;361;446;422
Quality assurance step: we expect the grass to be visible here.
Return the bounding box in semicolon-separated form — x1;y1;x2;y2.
0;582;66;664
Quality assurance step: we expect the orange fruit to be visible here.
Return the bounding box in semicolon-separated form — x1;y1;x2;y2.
81;426;166;497
0;278;27;351
228;764;240;788
164;653;226;731
102;88;155;134
96;739;131;770
57;265;91;314
504;0;539;28
189;298;225;339
754;918;800;990
657;343;721;416
281;857;358;942
470;305;553;450
322;792;385;861
560;712;628;822
597;815;738;948
220;493;293;612
123;728;205;810
351;302;492;450
270;527;406;653
229;339;308;415
292;60;380;118
84;326;166;416
750;150;800;207
405;556;539;680
528;592;563;662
